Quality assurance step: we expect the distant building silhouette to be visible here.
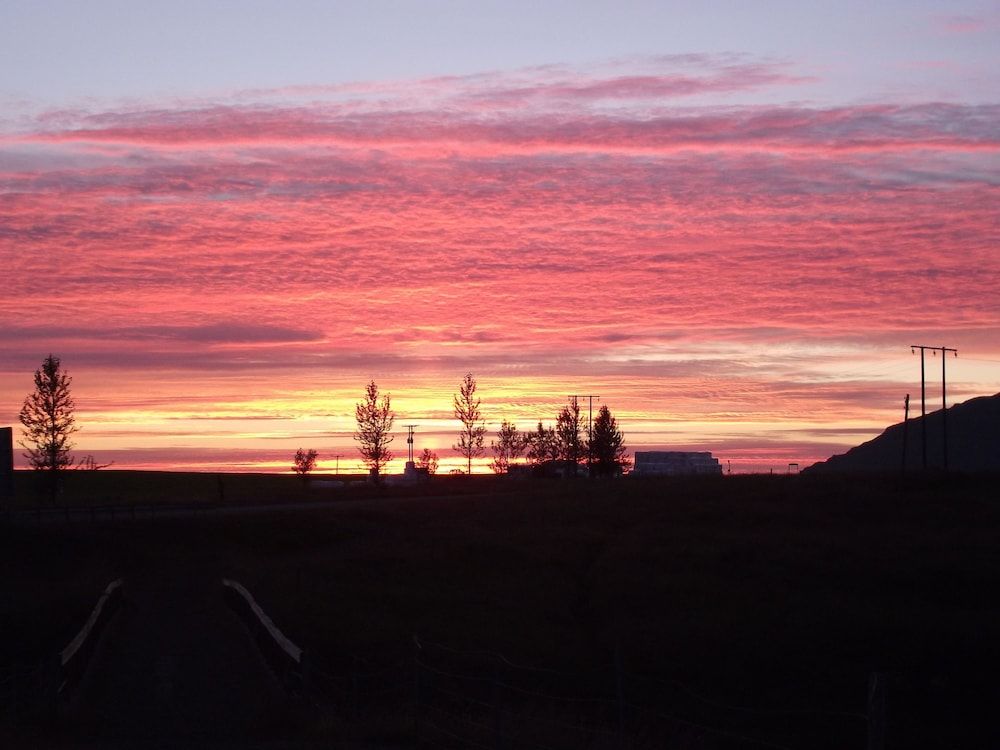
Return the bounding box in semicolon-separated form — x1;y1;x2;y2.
632;451;722;476
508;459;586;479
0;427;12;500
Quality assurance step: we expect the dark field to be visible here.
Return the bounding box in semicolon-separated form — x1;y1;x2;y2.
5;469;374;508
2;473;998;748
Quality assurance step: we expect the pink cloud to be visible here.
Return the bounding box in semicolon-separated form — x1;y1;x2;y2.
936;13;990;33
2;61;998;471
17;102;999;157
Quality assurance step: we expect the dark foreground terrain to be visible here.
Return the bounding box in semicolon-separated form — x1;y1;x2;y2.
1;472;998;748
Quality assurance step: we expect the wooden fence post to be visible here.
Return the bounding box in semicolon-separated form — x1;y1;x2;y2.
299;650;309;699
11;660;18;727
351;654;360;718
492;660;504;750
868;671;887;750
44;653;61;723
412;634;423;746
615;639;627;748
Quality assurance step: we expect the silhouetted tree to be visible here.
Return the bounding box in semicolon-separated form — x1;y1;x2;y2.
417;448;439;475
525;422;559;465
76;455;113;471
490;420;525;474
590;405;628;476
556;400;586;466
354;381;394;480
19;354;77;500
453;373;486;474
293;448;318;480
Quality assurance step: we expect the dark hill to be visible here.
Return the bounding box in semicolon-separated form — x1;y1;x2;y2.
807;392;1000;474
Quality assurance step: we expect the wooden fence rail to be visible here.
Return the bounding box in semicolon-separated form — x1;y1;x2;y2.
221;578;308;694
58;579;124;697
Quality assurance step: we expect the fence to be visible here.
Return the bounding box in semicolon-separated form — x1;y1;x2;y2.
283;632;882;750
217;583;884;749
307;650;412;718
411;639;878;750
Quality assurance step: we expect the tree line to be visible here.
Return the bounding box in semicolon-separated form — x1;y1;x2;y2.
14;357;627;493
343;372;628;480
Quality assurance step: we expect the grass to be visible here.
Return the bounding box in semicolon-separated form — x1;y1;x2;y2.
5;468;520;508
6;469;358;508
2;472;998;748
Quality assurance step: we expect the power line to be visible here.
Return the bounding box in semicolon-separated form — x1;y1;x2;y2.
956;356;1000;365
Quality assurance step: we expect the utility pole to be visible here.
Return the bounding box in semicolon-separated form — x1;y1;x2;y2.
568;394;599;472
900;394;909;477
911;345;957;471
911;346;928;469
406;425;416;464
333;454;342;476
940;347;957;471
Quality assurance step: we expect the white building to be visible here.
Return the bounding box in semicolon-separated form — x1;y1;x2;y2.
632;451;723;476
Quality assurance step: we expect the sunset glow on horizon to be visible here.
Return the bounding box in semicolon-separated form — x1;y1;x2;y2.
2;2;998;473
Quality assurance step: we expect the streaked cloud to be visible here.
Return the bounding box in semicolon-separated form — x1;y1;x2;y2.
935;13;993;34
2;56;998;471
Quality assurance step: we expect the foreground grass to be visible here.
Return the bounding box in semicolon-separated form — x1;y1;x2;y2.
2;473;998;748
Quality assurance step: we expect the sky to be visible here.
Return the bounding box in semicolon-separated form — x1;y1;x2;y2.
1;1;998;473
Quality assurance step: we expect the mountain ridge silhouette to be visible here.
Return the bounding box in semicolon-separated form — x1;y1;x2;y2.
806;392;1000;474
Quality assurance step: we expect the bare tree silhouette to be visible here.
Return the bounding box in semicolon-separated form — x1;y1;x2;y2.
76;454;113;471
293;448;318;481
556;400;586;467
453;373;486;474
354;381;395;481
490;420;526;474
526;422;559;465
417;448;439;475
19;354;77;501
